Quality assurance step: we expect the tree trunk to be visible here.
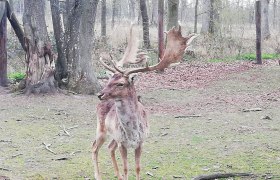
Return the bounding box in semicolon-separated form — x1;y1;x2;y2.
209;0;215;34
23;0;58;94
6;1;25;50
50;0;67;86
194;0;199;33
201;0;211;33
139;0;151;49
151;0;158;25
0;1;7;87
66;0;101;94
101;0;106;37
167;0;179;30
256;0;262;64
158;0;164;61
78;0;101;93
201;0;220;35
273;0;276;29
129;0;136;20
111;0;117;28
261;0;270;39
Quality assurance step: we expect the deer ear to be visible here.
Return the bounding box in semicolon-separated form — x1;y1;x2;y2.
128;74;138;84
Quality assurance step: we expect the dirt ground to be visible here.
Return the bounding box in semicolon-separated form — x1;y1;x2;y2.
0;61;280;180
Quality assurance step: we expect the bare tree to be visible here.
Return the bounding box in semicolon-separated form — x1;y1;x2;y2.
273;0;277;28
23;0;58;94
256;0;262;64
50;0;67;86
129;0;136;20
201;0;221;34
66;0;101;94
201;0;211;33
101;0;106;37
111;0;117;28
261;0;270;39
158;0;164;61
139;0;151;48
50;0;101;94
151;0;158;25
0;1;7;87
194;0;199;33
167;0;179;30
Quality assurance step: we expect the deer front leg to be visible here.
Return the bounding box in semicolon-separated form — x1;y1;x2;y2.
92;132;106;180
119;144;128;180
135;143;142;180
108;140;122;179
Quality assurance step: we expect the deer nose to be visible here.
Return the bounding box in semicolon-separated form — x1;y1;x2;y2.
97;93;104;100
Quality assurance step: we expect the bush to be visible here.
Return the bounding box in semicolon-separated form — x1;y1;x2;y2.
8;72;25;82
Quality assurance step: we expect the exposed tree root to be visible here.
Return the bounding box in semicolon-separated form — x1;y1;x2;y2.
193;173;253;180
24;71;60;95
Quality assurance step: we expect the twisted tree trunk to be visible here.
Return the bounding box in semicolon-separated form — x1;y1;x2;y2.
23;0;58;94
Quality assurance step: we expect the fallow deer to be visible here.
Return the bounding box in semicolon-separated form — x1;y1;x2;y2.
93;26;196;180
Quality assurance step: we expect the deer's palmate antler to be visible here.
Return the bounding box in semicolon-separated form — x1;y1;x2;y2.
93;26;195;180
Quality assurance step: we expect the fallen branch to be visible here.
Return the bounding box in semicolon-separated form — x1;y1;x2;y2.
11;153;23;158
42;142;56;154
62;125;70;136
242;108;262;112
67;125;79;130
70;150;81;156
54;157;69;161
175;114;202;118
193;173;253;180
0;140;12;143
59;125;79;136
0;167;11;172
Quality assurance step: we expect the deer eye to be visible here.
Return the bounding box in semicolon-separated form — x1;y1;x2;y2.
117;83;124;87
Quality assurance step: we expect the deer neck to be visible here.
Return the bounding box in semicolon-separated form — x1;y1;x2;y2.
115;86;139;120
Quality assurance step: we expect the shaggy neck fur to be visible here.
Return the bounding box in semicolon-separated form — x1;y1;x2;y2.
114;85;144;148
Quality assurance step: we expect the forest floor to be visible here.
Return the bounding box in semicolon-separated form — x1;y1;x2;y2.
0;60;280;180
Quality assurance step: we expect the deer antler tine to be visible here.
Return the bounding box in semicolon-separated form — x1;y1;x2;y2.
109;58;124;73
99;57;116;73
178;25;181;33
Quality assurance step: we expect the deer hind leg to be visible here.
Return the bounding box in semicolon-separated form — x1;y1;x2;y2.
135;143;142;180
108;140;122;179
92;131;106;180
119;144;128;180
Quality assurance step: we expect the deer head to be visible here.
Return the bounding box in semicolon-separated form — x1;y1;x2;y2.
97;72;137;100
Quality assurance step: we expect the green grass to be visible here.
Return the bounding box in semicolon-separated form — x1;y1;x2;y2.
8;72;25;82
209;53;280;63
236;53;280;61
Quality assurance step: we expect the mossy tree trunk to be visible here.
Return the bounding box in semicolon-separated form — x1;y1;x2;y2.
23;0;58;94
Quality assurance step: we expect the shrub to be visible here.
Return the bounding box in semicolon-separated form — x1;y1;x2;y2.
8;72;25;82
